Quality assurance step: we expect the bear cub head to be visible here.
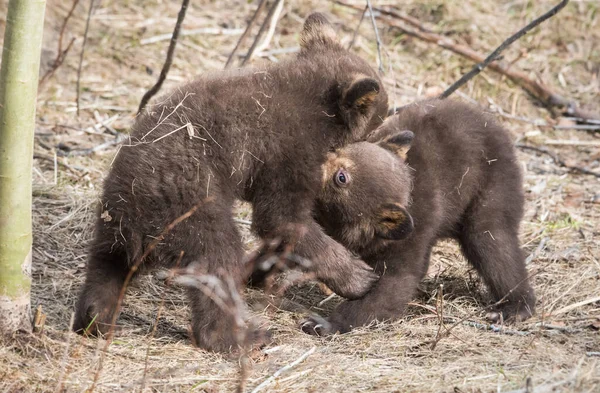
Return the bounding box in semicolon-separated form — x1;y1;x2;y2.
315;130;415;257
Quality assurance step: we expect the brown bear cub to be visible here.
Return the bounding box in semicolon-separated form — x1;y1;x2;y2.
73;13;389;352
306;98;535;335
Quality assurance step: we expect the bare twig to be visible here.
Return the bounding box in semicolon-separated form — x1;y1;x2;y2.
432;284;444;350
139;251;184;393
250;346;316;393
137;0;190;114
88;197;214;392
441;0;569;98
225;0;268;68
516;144;600;178
65;133;128;156
335;0;600;122
428;266;545;350
255;0;285;56
40;0;81;87
54;313;75;393
241;0;284;66
76;0;96;117
365;0;384;73
141;27;244;45
348;6;367;50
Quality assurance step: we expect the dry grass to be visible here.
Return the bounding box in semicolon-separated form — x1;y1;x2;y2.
1;0;599;392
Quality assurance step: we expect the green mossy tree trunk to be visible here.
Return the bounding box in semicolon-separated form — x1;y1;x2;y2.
0;0;46;334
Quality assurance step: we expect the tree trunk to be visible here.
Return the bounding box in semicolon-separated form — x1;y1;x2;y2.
0;0;47;334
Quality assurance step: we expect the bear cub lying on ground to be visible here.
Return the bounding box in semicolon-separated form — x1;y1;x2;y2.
73;13;388;351
306;98;536;335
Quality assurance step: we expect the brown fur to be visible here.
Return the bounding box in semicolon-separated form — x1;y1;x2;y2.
73;13;389;352
308;98;535;335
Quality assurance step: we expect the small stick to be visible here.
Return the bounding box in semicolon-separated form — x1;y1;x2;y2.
225;0;268;68
40;0;81;87
431;284;444;350
440;0;569;98
516;144;600;178
139;251;185;393
254;0;285;56
365;0;384;73
76;0;96;117
335;0;599;122
88;197;214;393
544;139;600;147
551;295;600;316
54;313;75;393
250;346;316;393
241;0;284;66
348;5;367;50
137;0;190;114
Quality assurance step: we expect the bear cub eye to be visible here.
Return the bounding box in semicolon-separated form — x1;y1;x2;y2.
334;168;350;187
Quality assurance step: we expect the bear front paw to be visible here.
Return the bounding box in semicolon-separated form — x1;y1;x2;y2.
324;259;379;300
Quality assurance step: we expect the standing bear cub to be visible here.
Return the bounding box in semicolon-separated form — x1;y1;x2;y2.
306;98;535;335
73;13;388;352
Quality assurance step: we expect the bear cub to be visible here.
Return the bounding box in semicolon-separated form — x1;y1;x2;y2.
73;13;388;352
307;98;536;335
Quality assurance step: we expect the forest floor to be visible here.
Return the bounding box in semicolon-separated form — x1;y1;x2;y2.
0;0;599;392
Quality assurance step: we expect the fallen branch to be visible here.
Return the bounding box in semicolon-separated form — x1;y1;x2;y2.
225;0;268;68
441;0;569;98
335;0;600;122
137;0;190;114
516;144;600;178
76;0;96;117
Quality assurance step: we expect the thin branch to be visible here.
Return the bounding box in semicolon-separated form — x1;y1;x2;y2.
348;6;367;50
250;346;316;393
335;0;600;122
441;0;570;98
365;0;384;73
225;0;269;68
39;0;80;87
516;144;600;178
137;0;190;114
88;197;214;392
241;0;284;67
76;0;95;117
254;0;285;56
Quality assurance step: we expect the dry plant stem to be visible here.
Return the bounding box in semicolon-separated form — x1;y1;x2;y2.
348;6;367;50
254;0;285;56
88;197;213;393
365;0;384;73
516;144;600;178
241;0;283;66
137;0;190;114
428;267;544;351
54;313;75;393
39;0;80;87
76;0;95;117
139;251;184;393
250;346;317;393
335;0;600;122
441;0;569;98
432;284;444;350
225;0;268;68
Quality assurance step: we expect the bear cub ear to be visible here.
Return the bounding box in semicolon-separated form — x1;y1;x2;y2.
300;12;339;49
377;130;414;160
342;76;381;113
374;203;414;240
